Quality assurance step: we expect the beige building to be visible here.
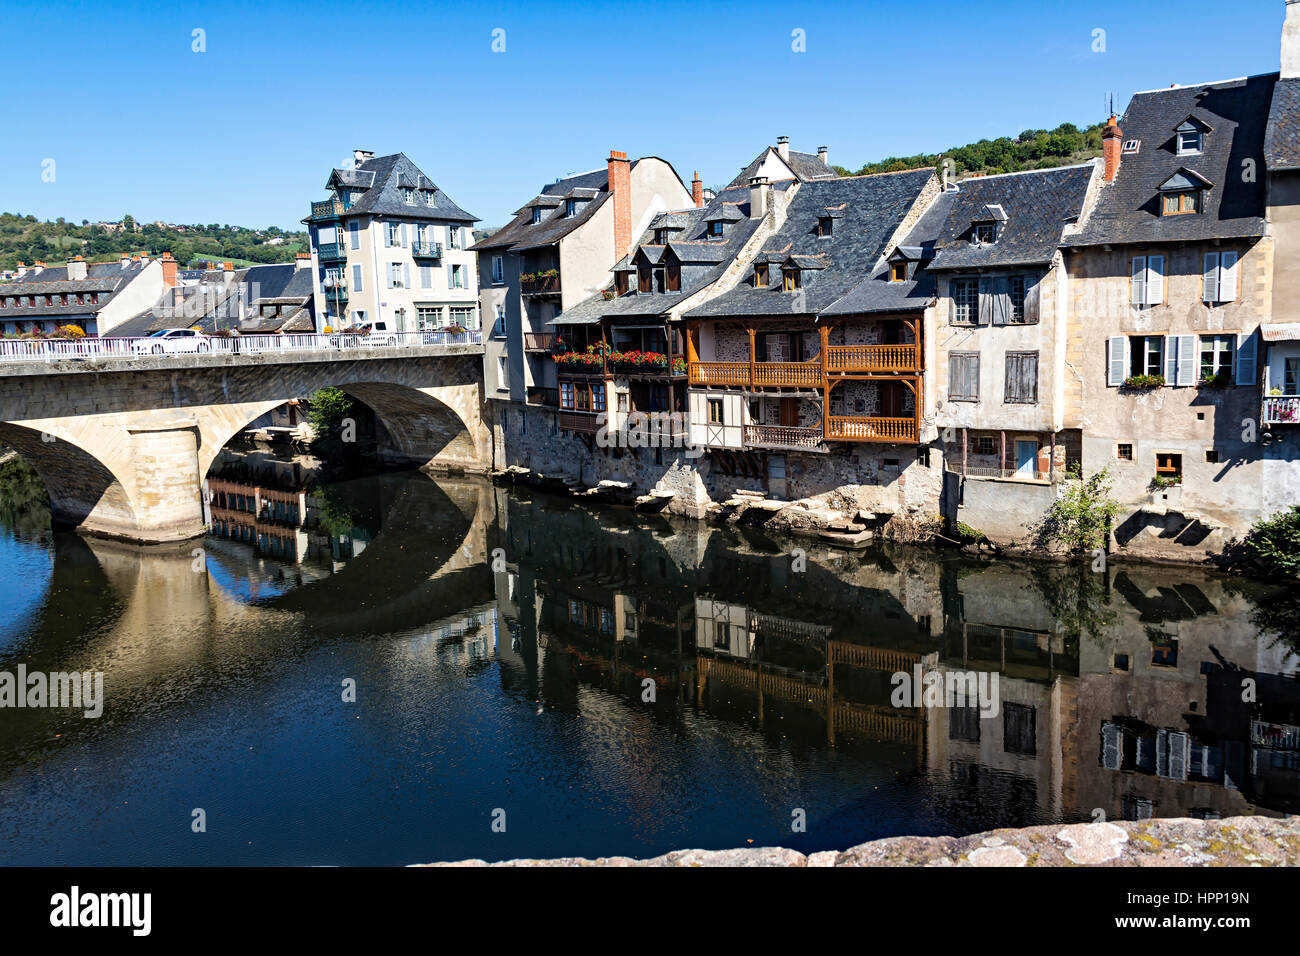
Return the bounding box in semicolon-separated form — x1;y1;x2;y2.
305;150;480;334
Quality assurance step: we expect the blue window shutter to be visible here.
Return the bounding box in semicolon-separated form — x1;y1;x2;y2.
352;264;363;293
1203;252;1219;303
403;263;410;288
1236;330;1258;386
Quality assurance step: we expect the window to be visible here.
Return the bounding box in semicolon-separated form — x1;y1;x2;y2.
1129;335;1164;377
591;384;606;413
448;225;460;250
388;263;405;288
449;264;466;289
1004;351;1039;404
1286;357;1300;395
973;222;997;244
450;306;476;330
417;306;442;330
386;222;401;246
971;435;996;456
615;271;629;296
890;261;908;282
418;264;432;289
949;352;980;402
492;256;504;284
708;398;724;424
1117;443;1134;461
424;190;436;206
1155;452;1182;482
492;305;506;338
531;207;542;224
1200;334;1234;382
497;356;509;389
1003;703;1036;756
817;216;833;237
565;199;576;217
755;263;769;287
1177;125;1204;155
348;220;360;250
351;264;363;293
638;266;652;294
1205;448;1220;464
951;278;979;324
1162;190;1200;216
402;188;415;204
1202;251;1238;303
782;269;801;292
1123;139;1141;154
560;381;575;408
1009;275;1027;322
708;221;724;238
1130;255;1165;305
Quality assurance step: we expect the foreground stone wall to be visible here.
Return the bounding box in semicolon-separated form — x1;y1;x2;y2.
417;815;1300;867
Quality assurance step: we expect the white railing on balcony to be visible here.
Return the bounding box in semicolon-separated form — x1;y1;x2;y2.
1262;395;1300;425
744;424;824;450
0;330;483;364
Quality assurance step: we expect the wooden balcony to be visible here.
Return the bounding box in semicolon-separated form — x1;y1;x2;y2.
825;344;918;373
827;416;917;443
521;273;561;295
745;424;825;451
1262;396;1300;425
689;361;821;388
558;410;602;433
524;332;556;351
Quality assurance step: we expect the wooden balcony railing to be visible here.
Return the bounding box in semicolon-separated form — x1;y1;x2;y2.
744;424;824;451
826;416;917;443
558;410;602;433
524;332;556;351
690;362;750;386
521;273;561;295
1262;396;1300;425
825;344;918;372
689;361;821;387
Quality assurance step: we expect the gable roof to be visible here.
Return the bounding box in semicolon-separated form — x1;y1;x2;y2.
927;164;1096;271
686;168;936;320
1072;74;1276;246
471;165;621;252
323;153;477;224
727;145;836;189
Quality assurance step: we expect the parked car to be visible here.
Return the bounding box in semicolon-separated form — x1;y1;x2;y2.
329;321;397;348
132;328;212;354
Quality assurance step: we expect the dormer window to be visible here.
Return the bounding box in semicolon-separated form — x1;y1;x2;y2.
1163;190;1201;215
402;188;416;204
708;221;725;238
973;222;997;244
615;272;630;296
890;262;908;282
1176;120;1205;155
638;265;652;293
782;268;801;292
566;199;577;217
817;217;833;238
424;191;436;206
532;207;543;224
654;229;668;244
755;263;769;287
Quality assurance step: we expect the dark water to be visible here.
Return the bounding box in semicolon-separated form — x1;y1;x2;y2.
0;453;1297;866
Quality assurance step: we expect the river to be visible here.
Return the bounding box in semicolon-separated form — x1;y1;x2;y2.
0;452;1296;865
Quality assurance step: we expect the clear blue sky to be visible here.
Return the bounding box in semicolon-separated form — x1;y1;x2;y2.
0;0;1286;230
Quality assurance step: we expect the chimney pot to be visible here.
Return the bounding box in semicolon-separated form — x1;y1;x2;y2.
817;145;829;166
776;136;790;162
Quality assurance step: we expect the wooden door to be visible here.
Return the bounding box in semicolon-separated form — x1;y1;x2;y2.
879;382;904;418
779;397;800;427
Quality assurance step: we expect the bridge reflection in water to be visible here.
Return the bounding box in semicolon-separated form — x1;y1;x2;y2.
0;468;1297;864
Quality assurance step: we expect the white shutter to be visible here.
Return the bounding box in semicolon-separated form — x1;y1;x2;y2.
403;263;410;289
1236;330;1258;385
401;223;409;248
1102;722;1122;770
1202;252;1220;303
352;264;363;293
1219;250;1239;302
1130;256;1146;306
1146;255;1165;305
1178;335;1197;387
1156;729;1169;777
447;264;454;289
1168;731;1189;781
1165;335;1178;383
1108;336;1127;386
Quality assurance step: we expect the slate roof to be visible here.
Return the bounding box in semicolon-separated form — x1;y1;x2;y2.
551;184;762;326
1072;74;1277;246
1265;76;1300;170
0;261;149;318
728;146;836;188
471;164;627;252
318;153;477;224
686;168;936;320
927;164;1096;270
133;263;316;334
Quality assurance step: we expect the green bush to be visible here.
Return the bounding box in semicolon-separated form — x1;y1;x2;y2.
1034;464;1122;552
1242;506;1300;578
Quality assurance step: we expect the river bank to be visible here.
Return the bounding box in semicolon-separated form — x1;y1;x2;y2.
417;815;1300;867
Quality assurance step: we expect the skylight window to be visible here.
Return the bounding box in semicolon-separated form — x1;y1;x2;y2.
1123;139;1141;154
1176;120;1206;155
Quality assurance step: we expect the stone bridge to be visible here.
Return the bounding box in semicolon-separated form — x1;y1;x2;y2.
0;342;488;543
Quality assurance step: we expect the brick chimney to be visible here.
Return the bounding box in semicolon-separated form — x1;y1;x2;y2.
1284;0;1300;78
608;150;632;258
160;251;178;288
692;171;704;208
1103;115;1124;182
66;255;87;281
776;136;790;162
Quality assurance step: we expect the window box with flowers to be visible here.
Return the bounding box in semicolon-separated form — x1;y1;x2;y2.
1199;371;1230;388
1122;374;1165;390
607;350;669;374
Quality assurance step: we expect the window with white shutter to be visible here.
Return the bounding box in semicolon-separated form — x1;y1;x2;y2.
1236;330;1258;385
1164;335;1198;386
1203;251;1239;303
1146;255;1164;305
1107;336;1127;386
1203;252;1220;303
1102;722;1123;770
1131;256;1147;306
419;264;432;289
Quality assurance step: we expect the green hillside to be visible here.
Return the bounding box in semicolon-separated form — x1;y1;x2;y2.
837;122;1106;179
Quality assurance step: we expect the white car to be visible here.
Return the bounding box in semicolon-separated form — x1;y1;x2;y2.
133;328;212;354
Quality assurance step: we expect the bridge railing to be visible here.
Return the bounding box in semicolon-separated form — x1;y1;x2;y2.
0;329;484;363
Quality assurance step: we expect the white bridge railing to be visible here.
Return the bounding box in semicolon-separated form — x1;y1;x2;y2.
0;329;483;364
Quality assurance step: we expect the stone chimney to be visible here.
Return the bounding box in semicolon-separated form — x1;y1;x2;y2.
353;148;374;166
776;136;790;162
608;149;632;258
692;171;704;208
817;146;829;167
1103;115;1124;182
295;251;311;271
15;262;25;278
120;254;131;269
66;255;87;281
749;176;770;220
1284;0;1300;78
160;251;178;288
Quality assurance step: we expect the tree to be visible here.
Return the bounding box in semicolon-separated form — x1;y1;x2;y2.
306;387;353;452
1034;464;1122;553
1240;506;1300;578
